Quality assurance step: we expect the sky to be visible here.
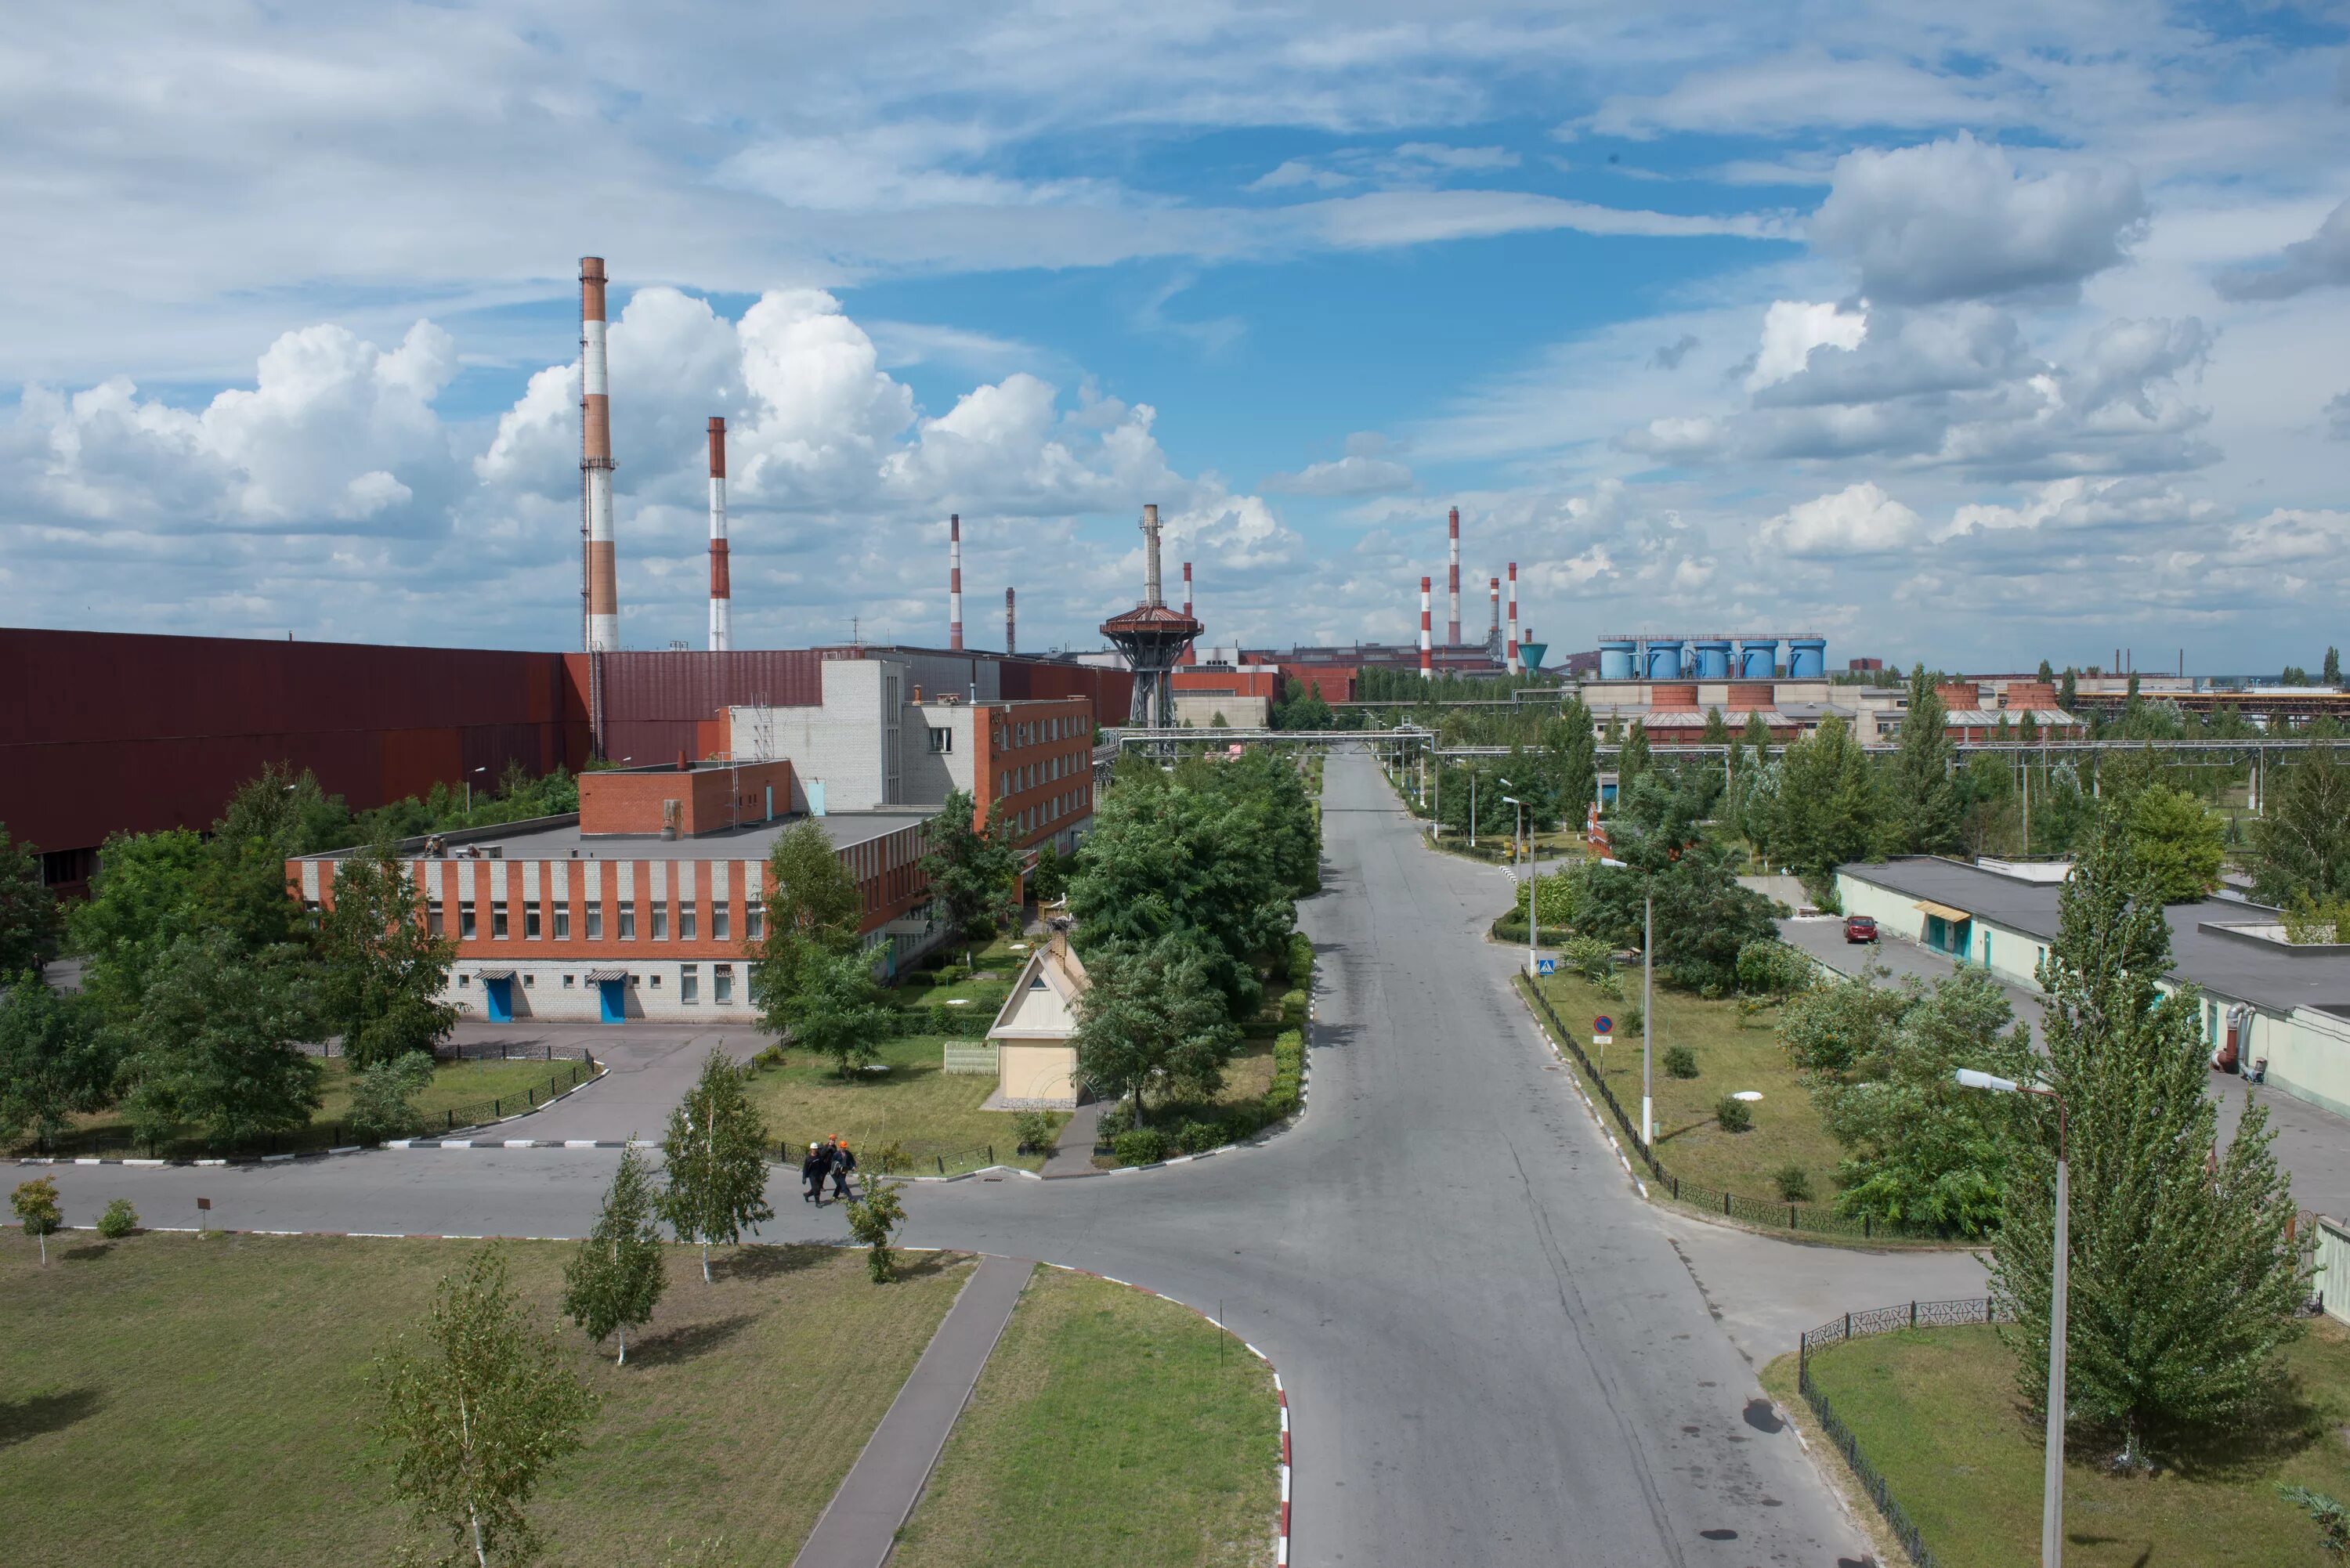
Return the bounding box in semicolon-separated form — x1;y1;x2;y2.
5;2;2349;674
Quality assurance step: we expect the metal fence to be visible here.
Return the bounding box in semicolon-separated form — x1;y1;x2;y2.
1516;975;1949;1242
1795;1298;2009;1568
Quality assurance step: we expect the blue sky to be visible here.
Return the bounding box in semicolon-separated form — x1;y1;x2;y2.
5;2;2348;674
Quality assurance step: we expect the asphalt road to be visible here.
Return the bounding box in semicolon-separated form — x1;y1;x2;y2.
50;751;1894;1566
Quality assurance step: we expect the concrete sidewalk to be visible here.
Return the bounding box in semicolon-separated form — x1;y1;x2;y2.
790;1253;1033;1568
1039;1101;1104;1177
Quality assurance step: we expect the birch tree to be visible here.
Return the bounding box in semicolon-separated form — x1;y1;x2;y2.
560;1145;667;1364
658;1047;774;1283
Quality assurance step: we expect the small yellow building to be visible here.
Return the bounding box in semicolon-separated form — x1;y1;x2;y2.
985;933;1090;1108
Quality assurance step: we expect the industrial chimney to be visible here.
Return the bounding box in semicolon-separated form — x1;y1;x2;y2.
1179;559;1196;665
948;514;964;651
706;417;730;652
1419;576;1433;681
1488;575;1501;659
1446;507;1462;646
1005;587;1016;656
1506;562;1520;676
1141;504;1164;607
580;258;619;652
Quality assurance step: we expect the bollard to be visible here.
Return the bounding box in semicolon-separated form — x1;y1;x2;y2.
1790;1204;1798;1229
936;1154;945;1175
1911;1299;1918;1329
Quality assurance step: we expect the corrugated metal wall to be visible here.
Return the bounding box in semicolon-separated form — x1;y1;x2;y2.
578;649;826;767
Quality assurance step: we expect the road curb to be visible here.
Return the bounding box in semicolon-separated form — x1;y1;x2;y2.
1513;984;1650;1199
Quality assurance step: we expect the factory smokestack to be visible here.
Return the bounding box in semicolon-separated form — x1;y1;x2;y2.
1141;504;1164;607
1488;576;1501;645
1506;562;1520;675
1177;559;1195;666
1005;587;1016;656
1446;507;1461;646
948;513;964;651
706;417;730;652
1419;576;1433;681
580;258;619;652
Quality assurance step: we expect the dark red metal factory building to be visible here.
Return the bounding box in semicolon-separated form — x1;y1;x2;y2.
0;627;1130;897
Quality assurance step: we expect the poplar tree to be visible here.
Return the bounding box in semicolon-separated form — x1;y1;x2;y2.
562;1146;667;1364
658;1048;774;1283
1990;815;2305;1465
317;838;459;1068
1887;666;1961;854
1617;719;1651;788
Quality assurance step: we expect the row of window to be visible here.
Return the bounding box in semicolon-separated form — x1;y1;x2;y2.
457;963;743;1003
430;897;768;944
996;749;1086;799
1016;790;1084;836
995;710;1085;752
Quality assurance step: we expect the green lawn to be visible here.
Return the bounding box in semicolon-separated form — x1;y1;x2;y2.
1530;969;1842;1206
891;1266;1279;1568
894;930;1030;1007
1760;1321;2350;1567
0;1231;971;1567
743;1032;1054;1172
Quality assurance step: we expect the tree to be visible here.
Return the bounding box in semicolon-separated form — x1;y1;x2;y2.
1990;816;2305;1463
1029;842;1070;906
781;948;894;1076
843;1175;908;1283
0;823;56;976
561;1146;667;1364
345;1052;435;1143
1804;969;2037;1235
2327;646;2343;687
0;972;114;1149
1542;697;1598;820
317;840;459;1068
658;1047;774;1282
69;829;218;1024
215;762;356;857
920;789;1020;963
1073;933;1242;1123
1885;667;1961;855
2125;784;2223;902
1769;715;1882;898
2060;668;2078;712
1578;804;1777;995
2037;658;2055;682
373;1250;598;1566
2248;748;2350;906
1701;706;1729;745
1616;720;1652;790
119;930;320;1150
749;820;862;1031
12;1175;61;1266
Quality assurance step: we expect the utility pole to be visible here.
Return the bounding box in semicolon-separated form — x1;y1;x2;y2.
1641;891;1654;1147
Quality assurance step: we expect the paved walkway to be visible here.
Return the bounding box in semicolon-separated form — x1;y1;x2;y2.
1040;1101;1104;1177
790;1253;1034;1568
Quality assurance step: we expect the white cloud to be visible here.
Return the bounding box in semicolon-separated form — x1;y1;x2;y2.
1810;133;2148;305
1942;476;2214;541
1577;49;2023;141
2227;507;2350;566
1264;433;1414;496
1747;300;1868;390
1759;482;1924;557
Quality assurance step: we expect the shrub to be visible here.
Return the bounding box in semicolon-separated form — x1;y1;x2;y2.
1012;1111;1059;1155
345;1052;433;1143
1662;1045;1698;1080
1112;1127;1169;1166
1715;1095;1753;1133
1177;1121;1222;1154
1736;939;1815;997
1772;1164;1814;1202
96;1198;139;1239
1287;932;1314;985
1618;1001;1643;1037
1280;988;1307;1029
1095;1103;1134;1138
1564;935;1614;983
1264;1028;1306;1118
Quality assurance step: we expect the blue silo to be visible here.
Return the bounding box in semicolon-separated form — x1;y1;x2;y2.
1645;639;1685;679
1694;639;1734;679
1599;638;1636;681
1739;639;1778;678
1787;637;1827;678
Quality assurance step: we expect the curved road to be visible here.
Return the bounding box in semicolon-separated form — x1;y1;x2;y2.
42;750;1868;1566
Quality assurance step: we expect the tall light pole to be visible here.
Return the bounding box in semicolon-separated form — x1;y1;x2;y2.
1956;1068;2068;1567
1502;792;1535;968
1641;890;1654;1146
466;764;487;813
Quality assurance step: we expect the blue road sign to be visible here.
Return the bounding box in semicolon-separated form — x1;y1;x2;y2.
1593;1015;1613;1033
1535;956;1557;975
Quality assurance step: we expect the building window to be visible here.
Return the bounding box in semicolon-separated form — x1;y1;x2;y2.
714;963;734;1004
458;973;470;987
554;905;570;939
460;901;477;939
747;902;765;941
492;905;509;939
587;902;604;939
562;973;575;988
680;904;696;940
619;904;636;940
427;901;444;936
524;972;536;987
650;973;662;988
652;901;668;940
682;965;700;1004
929;727;953;753
526;905;541;939
713;903;730;941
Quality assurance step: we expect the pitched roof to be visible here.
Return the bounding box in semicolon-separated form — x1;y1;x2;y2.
985;930;1091;1041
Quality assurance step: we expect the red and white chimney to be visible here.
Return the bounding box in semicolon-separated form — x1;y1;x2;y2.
706;417;730;652
1446;506;1461;646
1005;587;1016;657
580;258;619;652
1419;576;1434;680
1178;559;1196;665
1488;576;1501;647
948;513;964;651
1506;562;1520;675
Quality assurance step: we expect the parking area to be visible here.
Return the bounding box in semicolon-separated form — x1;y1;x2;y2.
446;1021;771;1142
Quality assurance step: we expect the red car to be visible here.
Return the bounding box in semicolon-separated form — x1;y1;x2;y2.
1843;915;1878;944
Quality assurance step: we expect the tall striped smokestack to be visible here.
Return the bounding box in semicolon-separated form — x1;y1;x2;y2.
1419;576;1433;681
1005;587;1016;656
1488;576;1500;642
1141;504;1163;606
580;258;619;652
948;513;964;650
1177;559;1195;665
1506;562;1520;675
1446;507;1461;645
706;417;730;652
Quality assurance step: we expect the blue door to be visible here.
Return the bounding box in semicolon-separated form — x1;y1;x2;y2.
483;977;513;1024
598;978;625;1024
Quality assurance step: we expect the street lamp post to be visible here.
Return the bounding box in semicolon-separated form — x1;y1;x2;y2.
1501;793;1535;967
1641;890;1654;1147
1956;1067;2068;1567
465;764;486;813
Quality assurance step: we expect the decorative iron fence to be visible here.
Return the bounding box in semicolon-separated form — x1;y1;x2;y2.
1515;974;1949;1242
1795;1298;2010;1568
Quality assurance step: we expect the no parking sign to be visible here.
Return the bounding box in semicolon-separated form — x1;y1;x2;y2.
1593;1014;1613;1046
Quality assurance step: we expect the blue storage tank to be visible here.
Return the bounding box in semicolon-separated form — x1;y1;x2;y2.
1599;638;1637;681
1644;639;1685;679
1739;639;1778;678
1787;637;1827;678
1694;639;1734;679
